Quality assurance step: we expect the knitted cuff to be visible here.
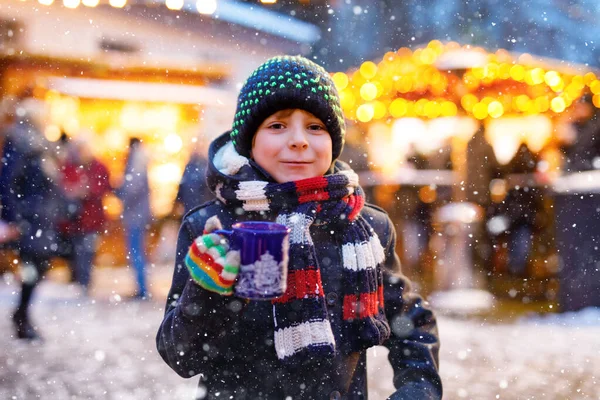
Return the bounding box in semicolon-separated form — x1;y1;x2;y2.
203;215;223;234
185;235;240;296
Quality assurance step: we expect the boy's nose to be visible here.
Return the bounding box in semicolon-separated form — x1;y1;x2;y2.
288;127;309;150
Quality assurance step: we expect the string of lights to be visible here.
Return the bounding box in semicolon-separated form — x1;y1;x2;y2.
334;40;600;123
26;0;281;13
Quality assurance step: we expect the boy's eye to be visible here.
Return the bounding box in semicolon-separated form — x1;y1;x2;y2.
268;123;285;129
308;124;326;131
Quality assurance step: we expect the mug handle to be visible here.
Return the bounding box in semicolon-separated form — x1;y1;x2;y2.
213;229;233;239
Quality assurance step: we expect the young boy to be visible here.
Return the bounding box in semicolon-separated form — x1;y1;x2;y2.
157;56;442;399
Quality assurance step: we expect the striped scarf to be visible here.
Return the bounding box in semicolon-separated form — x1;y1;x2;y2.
209;140;390;363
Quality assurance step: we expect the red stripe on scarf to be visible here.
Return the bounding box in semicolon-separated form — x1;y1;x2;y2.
342;291;381;320
347;194;364;221
272;268;324;303
190;242;236;286
296;176;330;203
344;195;354;211
299;190;330;203
295;176;329;192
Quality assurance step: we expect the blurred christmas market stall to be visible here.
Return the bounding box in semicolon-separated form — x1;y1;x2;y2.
0;0;319;219
334;39;599;182
0;0;319;266
333;40;600;311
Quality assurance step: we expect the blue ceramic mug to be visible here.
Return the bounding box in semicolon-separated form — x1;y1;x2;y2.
215;221;290;300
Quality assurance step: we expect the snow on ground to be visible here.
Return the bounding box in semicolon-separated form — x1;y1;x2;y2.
369;310;600;399
0;266;598;399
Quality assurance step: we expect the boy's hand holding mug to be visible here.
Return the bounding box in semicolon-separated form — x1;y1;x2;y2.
185;216;290;299
185;216;241;296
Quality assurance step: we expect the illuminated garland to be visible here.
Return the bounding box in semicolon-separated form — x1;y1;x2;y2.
30;0;221;13
31;0;281;13
334;40;600;122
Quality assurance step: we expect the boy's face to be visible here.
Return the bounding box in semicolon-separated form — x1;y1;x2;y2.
251;109;332;183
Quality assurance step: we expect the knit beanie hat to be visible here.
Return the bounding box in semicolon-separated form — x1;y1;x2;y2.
230;55;346;161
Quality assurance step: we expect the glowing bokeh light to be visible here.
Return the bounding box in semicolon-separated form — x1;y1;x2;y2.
196;0;217;14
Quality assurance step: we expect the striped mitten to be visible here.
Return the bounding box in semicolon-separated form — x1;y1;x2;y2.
185;216;240;295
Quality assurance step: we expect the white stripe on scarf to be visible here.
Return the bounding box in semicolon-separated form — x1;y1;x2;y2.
236;181;270;211
370;234;386;265
339;170;359;187
274;320;336;360
341;234;385;271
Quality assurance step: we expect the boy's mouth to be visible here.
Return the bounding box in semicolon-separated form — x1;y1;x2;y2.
281;161;312;164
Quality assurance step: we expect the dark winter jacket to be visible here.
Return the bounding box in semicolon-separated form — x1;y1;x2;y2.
157;200;442;399
0;121;62;258
156;135;442;399
176;153;213;214
1;121;31;223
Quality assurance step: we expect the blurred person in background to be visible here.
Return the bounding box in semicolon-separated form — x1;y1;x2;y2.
175;135;212;215
54;133;77;276
0;95;24;227
559;95;598;173
117;137;151;299
500;143;543;276
466;127;501;275
59;134;111;293
0;95;21;249
0;92;64;340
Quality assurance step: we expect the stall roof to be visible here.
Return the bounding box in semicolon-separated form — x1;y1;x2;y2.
182;0;321;44
47;77;236;106
434;46;600;75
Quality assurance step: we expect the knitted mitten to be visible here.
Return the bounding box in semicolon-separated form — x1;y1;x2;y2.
185;216;240;295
